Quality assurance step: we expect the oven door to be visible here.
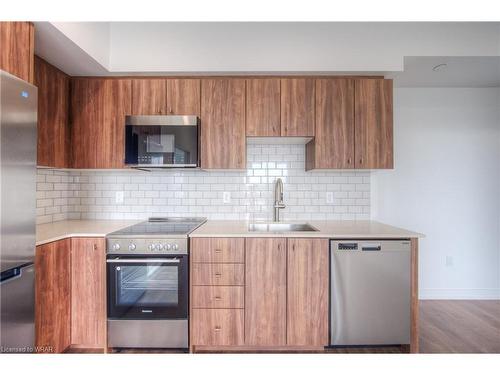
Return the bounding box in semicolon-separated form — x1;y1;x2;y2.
107;256;188;319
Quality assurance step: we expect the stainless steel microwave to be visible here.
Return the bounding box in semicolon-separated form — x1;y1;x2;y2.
125;115;199;168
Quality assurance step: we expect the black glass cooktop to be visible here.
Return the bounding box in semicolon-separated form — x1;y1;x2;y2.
108;217;206;237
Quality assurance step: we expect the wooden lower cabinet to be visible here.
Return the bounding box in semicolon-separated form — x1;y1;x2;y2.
35;239;71;353
191;309;244;346
70;238;106;350
190;236;330;351
192;286;244;309
287;238;329;346
191;237;245;263
35;237;106;353
191;263;245;286
244;238;287;346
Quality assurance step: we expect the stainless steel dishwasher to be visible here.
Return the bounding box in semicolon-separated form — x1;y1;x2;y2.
330;239;411;347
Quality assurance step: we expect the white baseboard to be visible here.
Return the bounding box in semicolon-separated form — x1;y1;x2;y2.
420;288;500;300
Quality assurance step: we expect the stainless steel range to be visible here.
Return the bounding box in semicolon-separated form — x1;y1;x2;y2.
106;217;206;350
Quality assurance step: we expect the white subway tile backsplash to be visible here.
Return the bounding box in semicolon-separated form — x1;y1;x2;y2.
37;144;371;223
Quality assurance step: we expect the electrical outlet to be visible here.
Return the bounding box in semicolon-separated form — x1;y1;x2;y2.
115;191;124;204
445;255;454;267
223;191;231;204
326;192;334;204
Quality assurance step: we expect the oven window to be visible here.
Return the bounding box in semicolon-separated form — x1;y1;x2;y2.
116;265;178;307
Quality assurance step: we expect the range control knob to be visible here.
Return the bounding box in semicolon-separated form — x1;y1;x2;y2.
155;244;162;251
172;243;179;251
165;243;172;251
148;244;155;251
112;243;120;251
129;243;136;251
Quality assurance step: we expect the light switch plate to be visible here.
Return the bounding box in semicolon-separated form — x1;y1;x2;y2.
223;192;231;204
115;191;124;204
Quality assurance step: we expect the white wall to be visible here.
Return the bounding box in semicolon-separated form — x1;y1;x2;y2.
108;22;500;73
372;88;500;299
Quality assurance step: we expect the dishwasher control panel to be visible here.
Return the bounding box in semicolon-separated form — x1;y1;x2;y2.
337;242;358;250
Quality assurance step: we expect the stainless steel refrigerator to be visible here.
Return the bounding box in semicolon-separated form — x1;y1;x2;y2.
0;70;37;353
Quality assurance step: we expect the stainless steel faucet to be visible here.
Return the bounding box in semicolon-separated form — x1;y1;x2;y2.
273;178;286;222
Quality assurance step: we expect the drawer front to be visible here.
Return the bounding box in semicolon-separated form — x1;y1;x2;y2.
192;263;245;286
191;309;244;346
191;238;245;263
192;286;244;309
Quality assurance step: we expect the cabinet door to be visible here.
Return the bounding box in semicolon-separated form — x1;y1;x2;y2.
191;309;244;346
167;79;201;116
71;79;131;169
70;238;106;349
245;238;287;346
354;79;393;169
35;239;71;353
201;79;246;169
98;79;131;168
131;79;168;115
191;237;245;263
280;78;315;137
0;22;34;83
306;79;354;170
35;56;70;168
70;79;101;168
287;238;329;347
246;79;280;137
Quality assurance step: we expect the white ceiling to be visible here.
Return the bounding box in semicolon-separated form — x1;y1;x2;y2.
389;56;500;87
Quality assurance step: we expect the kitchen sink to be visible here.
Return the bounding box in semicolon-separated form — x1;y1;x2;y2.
248;223;318;233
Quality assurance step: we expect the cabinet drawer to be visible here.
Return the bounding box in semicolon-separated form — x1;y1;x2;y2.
191;309;244;346
191;238;245;263
192;263;245;286
192;286;244;309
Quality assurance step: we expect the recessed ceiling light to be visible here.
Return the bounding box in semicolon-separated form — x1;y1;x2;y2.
432;63;448;72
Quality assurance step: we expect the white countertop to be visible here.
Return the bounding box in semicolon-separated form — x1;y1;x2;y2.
36;219;423;246
36;220;141;246
189;220;424;238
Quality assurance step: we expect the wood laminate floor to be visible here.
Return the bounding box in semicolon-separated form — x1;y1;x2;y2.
419;300;500;353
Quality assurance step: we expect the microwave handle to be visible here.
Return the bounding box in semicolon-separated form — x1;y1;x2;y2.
106;258;180;264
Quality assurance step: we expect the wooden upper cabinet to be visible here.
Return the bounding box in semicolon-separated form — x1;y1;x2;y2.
35;56;70;168
246;79;280;137
167;79;200;116
354;79;393;169
0;22;34;83
131;79;200;116
280;78;315;137
35;239;71;353
245;238;287;346
98;79;131;168
287;238;329;347
131;79;168;115
70;79;100;168
71;78;131;169
306;79;354;170
201;79;246;169
70;238;106;349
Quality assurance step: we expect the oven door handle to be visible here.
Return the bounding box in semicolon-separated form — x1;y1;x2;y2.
106;258;181;264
